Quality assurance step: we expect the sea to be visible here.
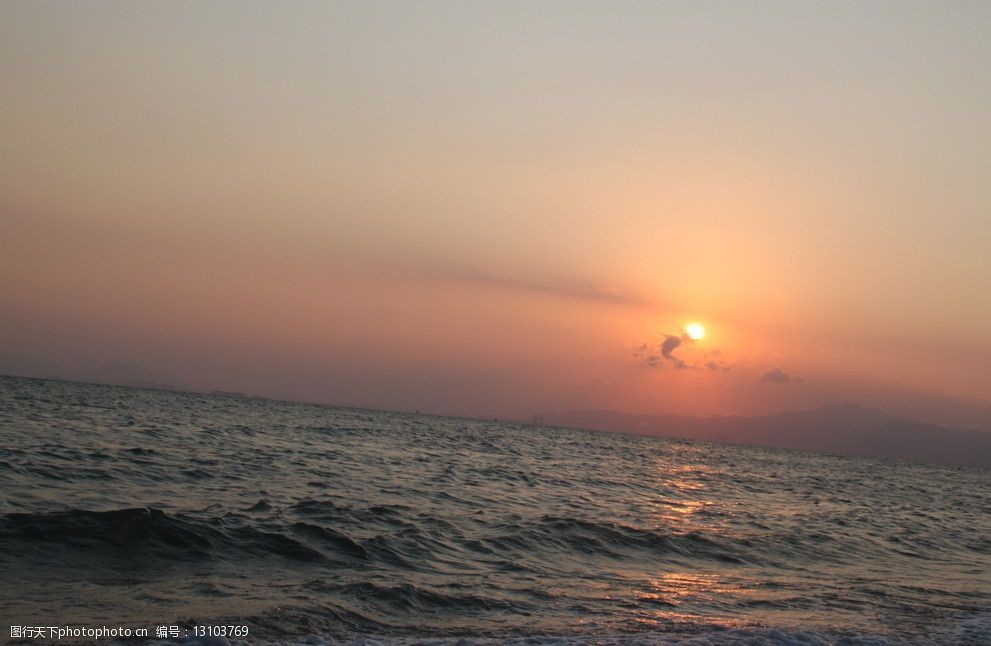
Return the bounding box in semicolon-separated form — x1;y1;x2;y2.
0;375;988;645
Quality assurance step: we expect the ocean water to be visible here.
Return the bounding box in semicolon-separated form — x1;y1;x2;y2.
0;376;988;645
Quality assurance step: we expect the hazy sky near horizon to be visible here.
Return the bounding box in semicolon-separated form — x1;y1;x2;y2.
2;1;989;427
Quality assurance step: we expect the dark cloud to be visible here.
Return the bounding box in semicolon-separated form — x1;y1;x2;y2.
632;343;662;368
702;349;732;372
637;340;785;379
660;335;682;358
635;333;694;369
660;334;690;369
760;368;802;384
635;333;734;371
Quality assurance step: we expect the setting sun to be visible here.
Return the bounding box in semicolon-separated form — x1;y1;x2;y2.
685;323;706;341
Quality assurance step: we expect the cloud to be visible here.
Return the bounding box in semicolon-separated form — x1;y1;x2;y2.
660;335;682;357
632;342;662;367
635;333;733;371
635;332;694;369
406;262;654;307
702;349;732;372
760;368;802;384
660;334;690;368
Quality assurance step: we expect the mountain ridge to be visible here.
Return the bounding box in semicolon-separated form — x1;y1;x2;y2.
541;404;991;468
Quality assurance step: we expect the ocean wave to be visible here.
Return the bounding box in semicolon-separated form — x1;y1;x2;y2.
3;377;989;642
0;508;356;564
481;516;754;566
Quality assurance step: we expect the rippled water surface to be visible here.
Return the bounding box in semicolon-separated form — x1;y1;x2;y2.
1;376;988;644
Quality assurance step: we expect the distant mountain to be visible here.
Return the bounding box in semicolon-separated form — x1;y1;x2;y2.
542;404;991;468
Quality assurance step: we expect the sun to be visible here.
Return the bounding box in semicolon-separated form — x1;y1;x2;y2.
684;322;706;341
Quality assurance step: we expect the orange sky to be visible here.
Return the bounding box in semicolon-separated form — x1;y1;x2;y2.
1;2;989;429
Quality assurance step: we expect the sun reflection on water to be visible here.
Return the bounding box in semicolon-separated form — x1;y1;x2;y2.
620;571;758;631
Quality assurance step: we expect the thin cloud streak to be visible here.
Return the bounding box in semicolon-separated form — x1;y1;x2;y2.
393;262;656;307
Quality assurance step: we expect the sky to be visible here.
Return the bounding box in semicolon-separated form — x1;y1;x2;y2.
1;1;989;429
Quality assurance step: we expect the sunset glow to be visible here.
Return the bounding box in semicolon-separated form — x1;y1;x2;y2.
2;4;990;642
0;2;988;430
